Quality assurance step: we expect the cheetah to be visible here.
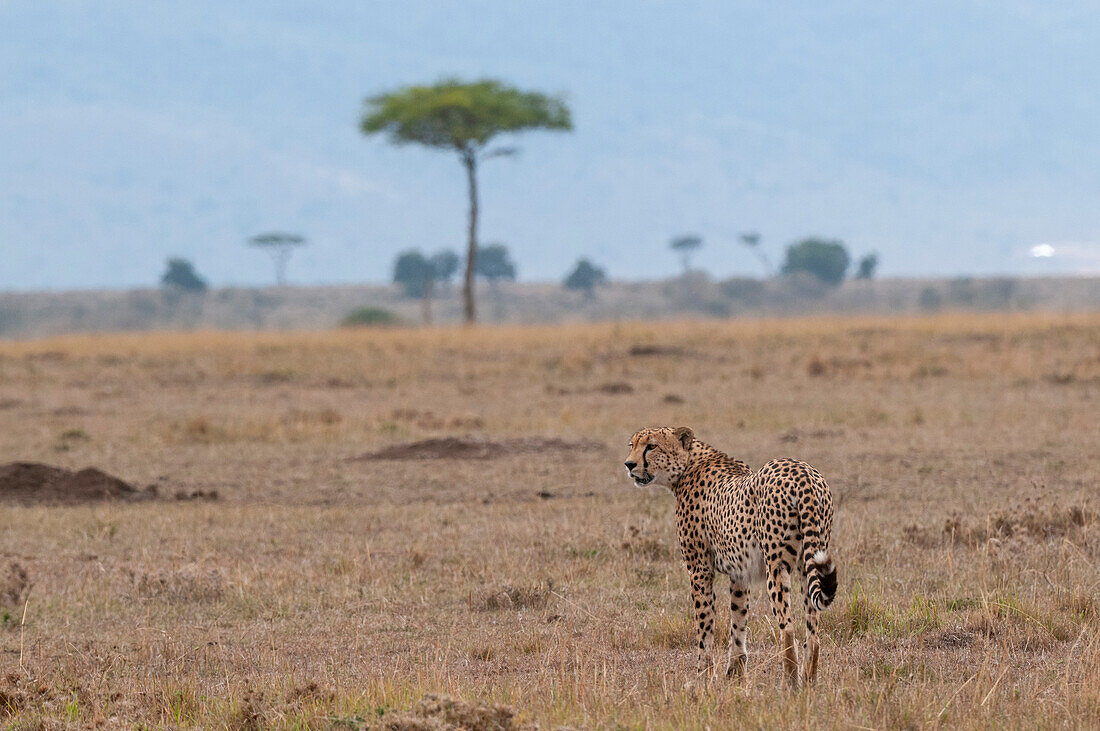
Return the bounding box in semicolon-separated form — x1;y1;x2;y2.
624;426;837;686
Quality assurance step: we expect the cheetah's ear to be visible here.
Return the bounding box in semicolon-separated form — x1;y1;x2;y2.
672;426;694;450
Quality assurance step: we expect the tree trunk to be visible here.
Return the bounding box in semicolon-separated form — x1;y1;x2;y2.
273;246;291;286
462;152;478;324
421;276;433;326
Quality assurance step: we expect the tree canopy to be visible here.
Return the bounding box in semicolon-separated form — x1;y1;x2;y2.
393;251;435;298
670;234;703;273
430;250;461;283
670;235;703;253
249;232;305;249
475;244;517;282
739;231;773;275
160;258;207;293
393;249;463;299
361;79;572;153
781;238;850;285
563;259;607;295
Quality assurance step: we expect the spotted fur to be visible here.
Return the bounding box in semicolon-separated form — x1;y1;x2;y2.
625;426;837;686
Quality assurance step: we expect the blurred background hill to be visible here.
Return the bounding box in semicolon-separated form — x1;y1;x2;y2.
2;275;1096;337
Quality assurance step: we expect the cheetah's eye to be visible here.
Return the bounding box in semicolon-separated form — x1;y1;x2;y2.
644;444;655;452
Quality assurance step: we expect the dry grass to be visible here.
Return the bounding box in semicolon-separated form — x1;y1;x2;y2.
0;312;1098;728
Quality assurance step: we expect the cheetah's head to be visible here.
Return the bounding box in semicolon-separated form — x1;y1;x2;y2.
624;426;694;489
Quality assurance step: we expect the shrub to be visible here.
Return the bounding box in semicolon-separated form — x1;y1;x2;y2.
340;307;398;327
563;259;607;295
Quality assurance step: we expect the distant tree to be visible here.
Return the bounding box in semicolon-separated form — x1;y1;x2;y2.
780;238;850;285
475;244;517;283
393;251;434;298
360;79;572;323
739;231;774;276
855;253;880;280
947;277;976;306
919;286;942;312
160;258;207;292
393;250;437;324
563;259;607;299
430;250;461;289
474;243;516;321
249;232;306;286
670;234;703;274
719;276;765;306
982;277;1017;308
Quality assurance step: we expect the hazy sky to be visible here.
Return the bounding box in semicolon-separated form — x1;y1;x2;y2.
4;1;1100;290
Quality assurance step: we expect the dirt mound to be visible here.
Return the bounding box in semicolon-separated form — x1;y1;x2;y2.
0;462;155;505
0;562;30;607
628;344;688;357
355;436;602;461
383;694;534;730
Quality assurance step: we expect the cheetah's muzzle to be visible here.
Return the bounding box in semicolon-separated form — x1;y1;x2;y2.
632;473;654;486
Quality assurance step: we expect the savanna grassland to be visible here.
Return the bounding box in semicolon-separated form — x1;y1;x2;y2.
0;313;1098;729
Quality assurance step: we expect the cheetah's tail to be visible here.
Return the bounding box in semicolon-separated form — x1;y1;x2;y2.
806;550;838;611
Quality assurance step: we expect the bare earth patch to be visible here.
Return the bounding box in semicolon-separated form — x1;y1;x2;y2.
0;315;1098;727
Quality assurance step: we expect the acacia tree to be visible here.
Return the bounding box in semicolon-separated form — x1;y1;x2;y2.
360;79;572;323
739;231;773;276
670;234;703;274
249;232;306;286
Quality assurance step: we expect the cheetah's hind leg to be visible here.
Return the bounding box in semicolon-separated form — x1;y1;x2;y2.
725;580;749;679
801;568;821;685
766;561;799;687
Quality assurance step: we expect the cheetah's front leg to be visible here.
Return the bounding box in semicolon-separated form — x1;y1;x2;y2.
689;565;716;675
